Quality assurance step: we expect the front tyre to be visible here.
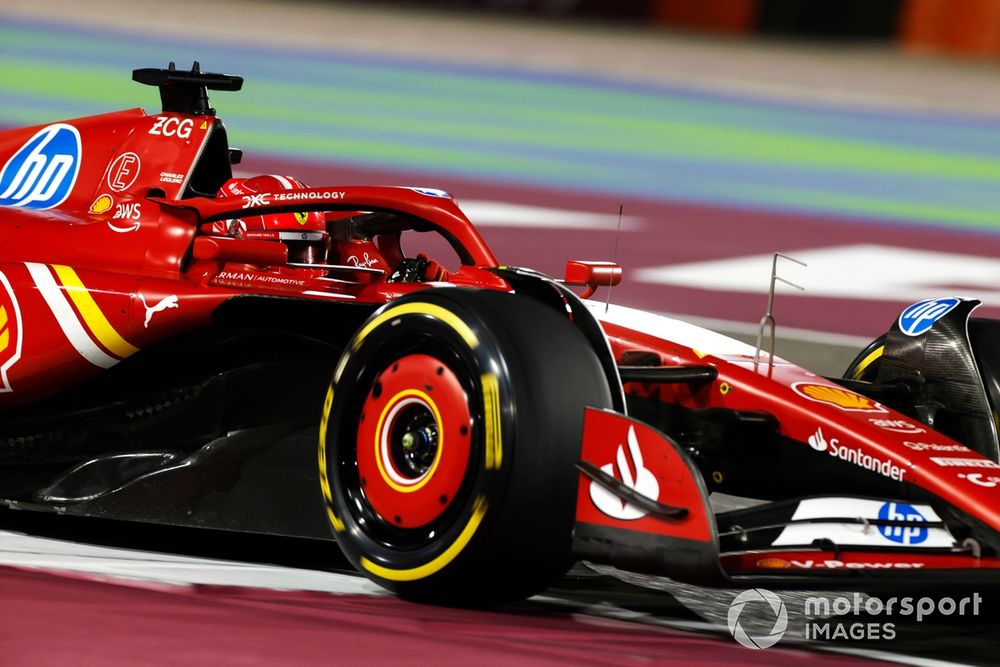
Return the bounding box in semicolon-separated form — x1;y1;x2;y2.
844;334;885;382
319;289;612;605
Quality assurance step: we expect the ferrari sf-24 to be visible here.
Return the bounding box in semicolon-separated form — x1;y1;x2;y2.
1;64;999;605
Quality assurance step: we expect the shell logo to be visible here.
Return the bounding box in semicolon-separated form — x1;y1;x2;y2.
89;194;114;215
792;382;887;413
756;558;791;569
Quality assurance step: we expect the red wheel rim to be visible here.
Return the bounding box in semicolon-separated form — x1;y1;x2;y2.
356;353;472;528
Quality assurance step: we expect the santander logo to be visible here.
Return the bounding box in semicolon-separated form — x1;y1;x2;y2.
808;427;835;452
589;426;659;520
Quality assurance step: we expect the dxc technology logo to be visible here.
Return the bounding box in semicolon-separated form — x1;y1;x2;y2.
728;588;788;649
0;124;81;210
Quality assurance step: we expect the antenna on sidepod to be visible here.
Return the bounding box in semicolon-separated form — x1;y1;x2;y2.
606;204;624;314
754;252;806;373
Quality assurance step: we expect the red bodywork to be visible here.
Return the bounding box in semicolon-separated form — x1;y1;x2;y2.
0;111;505;405
3;81;999;587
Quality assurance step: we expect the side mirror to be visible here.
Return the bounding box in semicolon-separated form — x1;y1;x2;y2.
564;260;622;299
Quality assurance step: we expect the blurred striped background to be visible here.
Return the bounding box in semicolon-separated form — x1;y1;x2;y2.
3;13;1000;234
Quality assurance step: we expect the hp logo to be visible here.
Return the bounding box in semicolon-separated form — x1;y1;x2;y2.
898;297;960;337
877;501;928;545
0;124;81;210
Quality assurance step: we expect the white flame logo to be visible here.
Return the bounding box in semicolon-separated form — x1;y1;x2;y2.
589;426;659;520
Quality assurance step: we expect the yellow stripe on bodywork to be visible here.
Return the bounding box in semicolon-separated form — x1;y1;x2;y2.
360;496;487;581
53;265;139;359
852;344;884;380
352;303;478;351
482;372;502;470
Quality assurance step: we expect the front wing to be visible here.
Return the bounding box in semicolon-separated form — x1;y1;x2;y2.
572;407;1000;589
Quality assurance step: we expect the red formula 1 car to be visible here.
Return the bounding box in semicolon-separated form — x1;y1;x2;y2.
2;64;1000;605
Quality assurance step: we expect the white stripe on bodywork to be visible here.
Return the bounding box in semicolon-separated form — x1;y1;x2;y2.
25;262;118;369
301;291;356;300
584;300;762;359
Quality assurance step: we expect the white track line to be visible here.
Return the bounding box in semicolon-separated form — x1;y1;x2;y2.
0;529;384;595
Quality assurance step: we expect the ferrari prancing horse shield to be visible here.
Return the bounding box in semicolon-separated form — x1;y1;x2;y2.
0;271;22;392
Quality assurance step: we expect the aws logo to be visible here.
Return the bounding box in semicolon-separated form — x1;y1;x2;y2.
0;272;23;392
792;382;887;413
0;124;81;210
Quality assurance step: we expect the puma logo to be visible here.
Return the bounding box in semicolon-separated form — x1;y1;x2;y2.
138;293;179;328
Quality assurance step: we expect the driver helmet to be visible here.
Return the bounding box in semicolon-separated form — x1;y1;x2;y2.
215;175;328;264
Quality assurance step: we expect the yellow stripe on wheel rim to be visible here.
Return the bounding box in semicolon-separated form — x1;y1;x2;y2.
360;496;487;582
352;303;479;351
852;344;884;380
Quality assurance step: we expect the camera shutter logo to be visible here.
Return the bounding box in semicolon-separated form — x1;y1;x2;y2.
728;588;788;649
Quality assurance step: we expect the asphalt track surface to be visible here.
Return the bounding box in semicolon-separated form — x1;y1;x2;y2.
4;1;1000;663
4;508;998;666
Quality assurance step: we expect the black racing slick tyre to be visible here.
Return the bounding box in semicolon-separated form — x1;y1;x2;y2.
318;288;613;605
844;334;886;382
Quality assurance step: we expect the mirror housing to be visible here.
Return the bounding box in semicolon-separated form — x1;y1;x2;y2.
564;260;622;299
